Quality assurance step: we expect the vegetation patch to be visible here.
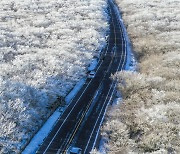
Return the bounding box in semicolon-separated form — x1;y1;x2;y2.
102;0;180;153
0;0;108;152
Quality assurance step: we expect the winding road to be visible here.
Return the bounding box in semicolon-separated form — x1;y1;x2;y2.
37;0;127;153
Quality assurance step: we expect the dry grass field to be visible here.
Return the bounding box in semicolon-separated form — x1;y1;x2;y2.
102;0;180;153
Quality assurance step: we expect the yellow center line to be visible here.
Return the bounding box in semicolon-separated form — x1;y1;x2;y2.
62;95;94;154
62;6;118;153
62;50;116;153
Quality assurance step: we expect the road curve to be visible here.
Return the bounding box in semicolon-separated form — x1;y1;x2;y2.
36;0;127;153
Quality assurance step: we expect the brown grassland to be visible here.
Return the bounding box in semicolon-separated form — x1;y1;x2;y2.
102;0;180;153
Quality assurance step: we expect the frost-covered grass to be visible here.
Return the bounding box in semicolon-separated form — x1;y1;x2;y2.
0;0;108;153
102;0;180;153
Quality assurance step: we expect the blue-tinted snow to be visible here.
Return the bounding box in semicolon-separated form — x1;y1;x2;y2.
22;78;86;154
22;107;62;154
65;78;86;103
88;58;99;72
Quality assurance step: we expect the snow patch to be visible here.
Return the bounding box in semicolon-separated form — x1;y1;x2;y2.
22;108;62;154
23;77;86;154
88;58;99;72
65;78;86;103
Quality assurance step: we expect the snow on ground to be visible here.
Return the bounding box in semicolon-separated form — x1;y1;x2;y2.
22;107;62;154
65;78;86;103
88;58;99;71
0;0;108;153
22;78;86;154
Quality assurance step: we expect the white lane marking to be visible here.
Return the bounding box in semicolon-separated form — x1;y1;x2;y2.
42;1;127;152
61;17;116;152
42;79;93;154
91;0;128;150
84;0;128;152
111;0;127;70
42;60;102;153
60;83;103;152
83;80;115;153
41;29;111;154
92;82;117;149
61;38;115;153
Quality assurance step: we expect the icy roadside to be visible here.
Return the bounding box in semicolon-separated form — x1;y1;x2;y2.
109;0;137;71
109;0;136;71
22;108;62;154
65;78;86;103
108;0;137;71
88;58;99;72
97;0;137;153
23;55;104;153
22;46;105;154
22;78;86;154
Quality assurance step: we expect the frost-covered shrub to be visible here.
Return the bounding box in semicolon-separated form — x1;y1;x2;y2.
102;0;180;153
0;0;108;152
103;72;180;153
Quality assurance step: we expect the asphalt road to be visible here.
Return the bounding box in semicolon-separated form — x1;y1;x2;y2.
37;0;126;153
